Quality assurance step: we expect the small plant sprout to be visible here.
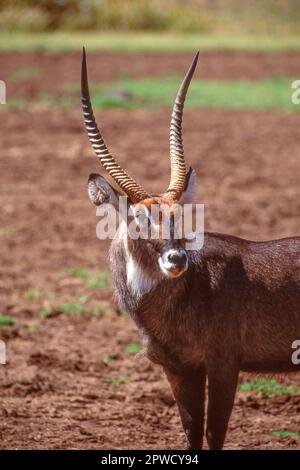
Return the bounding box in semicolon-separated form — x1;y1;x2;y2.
240;378;300;397
109;374;131;387
272;431;300;440
0;315;15;328
125;343;143;355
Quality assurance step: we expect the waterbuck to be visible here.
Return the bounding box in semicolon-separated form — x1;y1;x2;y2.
81;48;300;450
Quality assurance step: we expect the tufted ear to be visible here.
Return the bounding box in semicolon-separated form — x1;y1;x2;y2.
87;174;121;210
179;167;198;205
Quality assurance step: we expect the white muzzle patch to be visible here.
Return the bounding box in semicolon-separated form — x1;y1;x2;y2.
158;249;188;278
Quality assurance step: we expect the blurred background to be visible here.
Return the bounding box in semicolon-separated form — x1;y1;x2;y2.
0;0;299;451
1;0;300;34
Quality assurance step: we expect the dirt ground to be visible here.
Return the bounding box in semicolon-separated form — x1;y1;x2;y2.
0;51;299;450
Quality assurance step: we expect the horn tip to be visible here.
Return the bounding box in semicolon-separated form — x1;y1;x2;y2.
81;46;89;99
82;46;86;64
192;50;200;69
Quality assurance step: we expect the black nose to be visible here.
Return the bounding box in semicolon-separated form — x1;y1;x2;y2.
167;251;187;267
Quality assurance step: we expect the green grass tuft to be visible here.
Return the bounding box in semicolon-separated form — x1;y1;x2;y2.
40;302;106;318
0;315;15;328
61;267;110;289
272;431;300;439
64;267;92;279
109;374;131;387
86;278;108;290
125;343;143;355
240;378;300;397
58;303;88;315
86;272;110;290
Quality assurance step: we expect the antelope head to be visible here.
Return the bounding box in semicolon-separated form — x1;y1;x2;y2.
82;48;199;279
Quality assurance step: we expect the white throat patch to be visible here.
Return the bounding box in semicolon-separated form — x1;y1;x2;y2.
123;237;156;299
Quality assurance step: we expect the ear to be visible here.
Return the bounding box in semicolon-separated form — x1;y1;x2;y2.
179;167;198;205
87;173;120;209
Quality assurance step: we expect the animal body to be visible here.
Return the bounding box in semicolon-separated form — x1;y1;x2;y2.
81;48;300;449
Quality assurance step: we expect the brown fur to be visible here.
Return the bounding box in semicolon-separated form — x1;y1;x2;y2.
87;174;300;450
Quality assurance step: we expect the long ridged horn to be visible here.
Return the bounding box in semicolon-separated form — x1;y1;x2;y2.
81;47;149;203
164;51;199;201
